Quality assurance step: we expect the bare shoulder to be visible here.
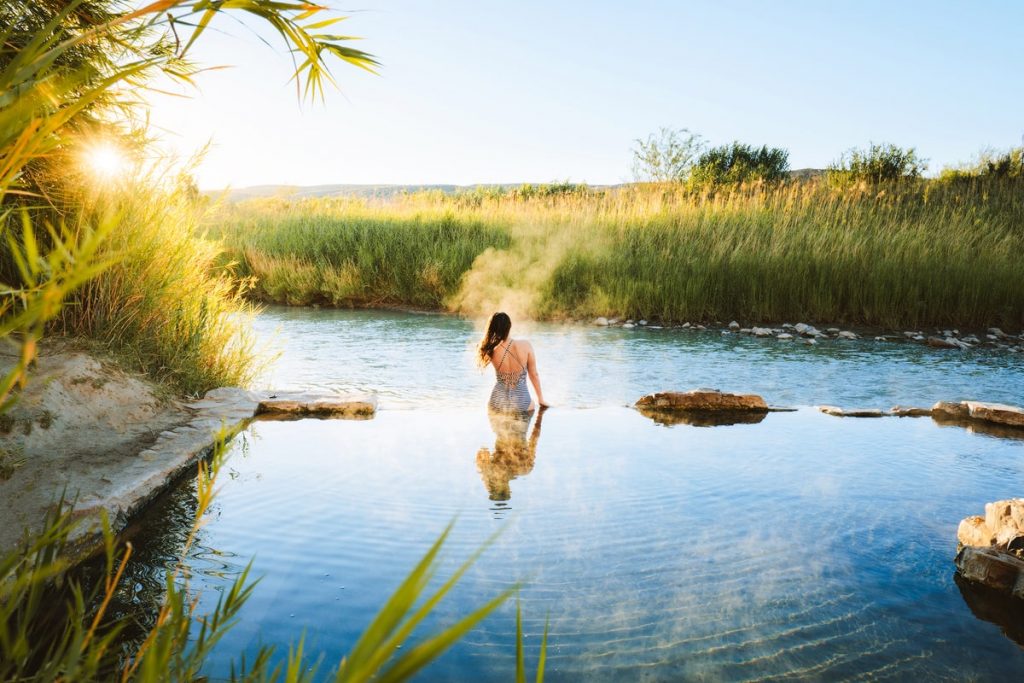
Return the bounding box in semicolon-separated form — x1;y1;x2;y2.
513;339;534;352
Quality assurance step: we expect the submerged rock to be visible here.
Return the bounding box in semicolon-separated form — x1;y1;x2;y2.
889;405;933;417
635;389;769;412
256;392;377;419
818;406;885;418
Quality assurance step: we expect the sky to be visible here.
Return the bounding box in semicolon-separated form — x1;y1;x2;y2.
145;1;1024;189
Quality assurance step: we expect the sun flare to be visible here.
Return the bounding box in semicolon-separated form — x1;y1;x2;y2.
82;142;128;181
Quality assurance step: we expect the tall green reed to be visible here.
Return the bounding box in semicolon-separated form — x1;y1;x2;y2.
215;180;1024;329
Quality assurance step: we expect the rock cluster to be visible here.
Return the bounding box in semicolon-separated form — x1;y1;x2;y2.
956;499;1024;599
814;400;1024;431
588;317;1024;352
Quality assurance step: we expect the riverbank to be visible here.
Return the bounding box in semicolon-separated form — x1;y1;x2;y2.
211;180;1024;331
0;345;376;556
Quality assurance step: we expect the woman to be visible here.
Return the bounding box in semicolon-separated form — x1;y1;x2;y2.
478;312;548;413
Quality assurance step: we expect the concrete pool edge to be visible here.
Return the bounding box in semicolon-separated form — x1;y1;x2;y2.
66;388;377;552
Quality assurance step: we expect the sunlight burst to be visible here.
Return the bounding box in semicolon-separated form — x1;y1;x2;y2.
82;142;128;181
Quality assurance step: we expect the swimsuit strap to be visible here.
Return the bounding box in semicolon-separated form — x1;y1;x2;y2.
496;340;524;373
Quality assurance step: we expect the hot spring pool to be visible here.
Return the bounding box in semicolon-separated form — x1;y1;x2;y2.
117;309;1024;680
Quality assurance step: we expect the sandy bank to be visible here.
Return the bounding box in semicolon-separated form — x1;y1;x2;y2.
0;346;375;556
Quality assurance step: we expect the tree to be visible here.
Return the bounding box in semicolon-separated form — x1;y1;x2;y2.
690;142;790;187
631;127;705;183
827;142;927;185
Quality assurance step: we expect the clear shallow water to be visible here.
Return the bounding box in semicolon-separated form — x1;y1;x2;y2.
251;307;1023;410
118;309;1024;681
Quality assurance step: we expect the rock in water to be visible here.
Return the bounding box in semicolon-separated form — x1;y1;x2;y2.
958;516;997;548
932;400;970;420
594;317;609;326
728;320;740;330
955;547;1024;599
635;389;768;412
751;327;773;337
818;406;885;418
964;401;1024;428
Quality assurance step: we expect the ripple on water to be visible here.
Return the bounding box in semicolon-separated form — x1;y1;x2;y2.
117;405;1024;681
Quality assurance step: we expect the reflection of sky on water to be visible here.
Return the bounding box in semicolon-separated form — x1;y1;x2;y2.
126;406;1024;681
250;307;1024;410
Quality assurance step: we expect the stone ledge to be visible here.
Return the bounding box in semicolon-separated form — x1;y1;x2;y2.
255;392;377;419
68;387;377;551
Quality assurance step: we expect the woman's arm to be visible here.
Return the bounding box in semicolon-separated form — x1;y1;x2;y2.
525;341;548;407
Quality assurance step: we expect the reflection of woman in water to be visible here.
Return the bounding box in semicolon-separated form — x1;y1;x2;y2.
478;312;548;412
477;407;545;501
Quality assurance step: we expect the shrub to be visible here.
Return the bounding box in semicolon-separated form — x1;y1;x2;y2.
689;142;790;187
827;143;927;185
631;127;706;183
939;147;1024;182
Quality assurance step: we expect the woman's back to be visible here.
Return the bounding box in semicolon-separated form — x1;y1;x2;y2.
491;339;529;386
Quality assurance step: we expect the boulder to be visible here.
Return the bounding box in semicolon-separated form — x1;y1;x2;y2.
594;316;609;326
984;499;1024;546
751;327;773;337
777;333;793;340
794;322;821;337
635;389;768;413
955;546;1024;599
958;515;997;548
964;402;1024;428
837;331;857;340
728;320;740;330
932;401;970;420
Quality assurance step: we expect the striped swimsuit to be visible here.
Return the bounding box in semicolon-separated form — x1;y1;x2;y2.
489;341;532;413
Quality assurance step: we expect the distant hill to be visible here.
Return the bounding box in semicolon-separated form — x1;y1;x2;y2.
788;168;826;180
210;183;530;202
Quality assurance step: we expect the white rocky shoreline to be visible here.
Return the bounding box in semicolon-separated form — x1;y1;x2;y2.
591;316;1024;353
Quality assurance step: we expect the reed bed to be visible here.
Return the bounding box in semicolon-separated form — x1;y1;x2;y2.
49;183;261;395
213;180;1024;330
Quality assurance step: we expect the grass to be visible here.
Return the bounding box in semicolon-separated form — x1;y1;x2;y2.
212;179;1024;330
42;178;261;396
212;198;513;308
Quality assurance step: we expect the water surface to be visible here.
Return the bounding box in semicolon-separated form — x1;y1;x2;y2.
119;308;1024;681
251;307;1023;409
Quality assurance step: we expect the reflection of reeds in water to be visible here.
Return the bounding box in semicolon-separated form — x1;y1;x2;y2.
476;408;545;501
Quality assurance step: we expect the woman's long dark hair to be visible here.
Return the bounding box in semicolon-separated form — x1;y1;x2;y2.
478;312;511;367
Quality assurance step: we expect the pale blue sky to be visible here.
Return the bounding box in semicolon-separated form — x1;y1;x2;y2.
147;1;1024;189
